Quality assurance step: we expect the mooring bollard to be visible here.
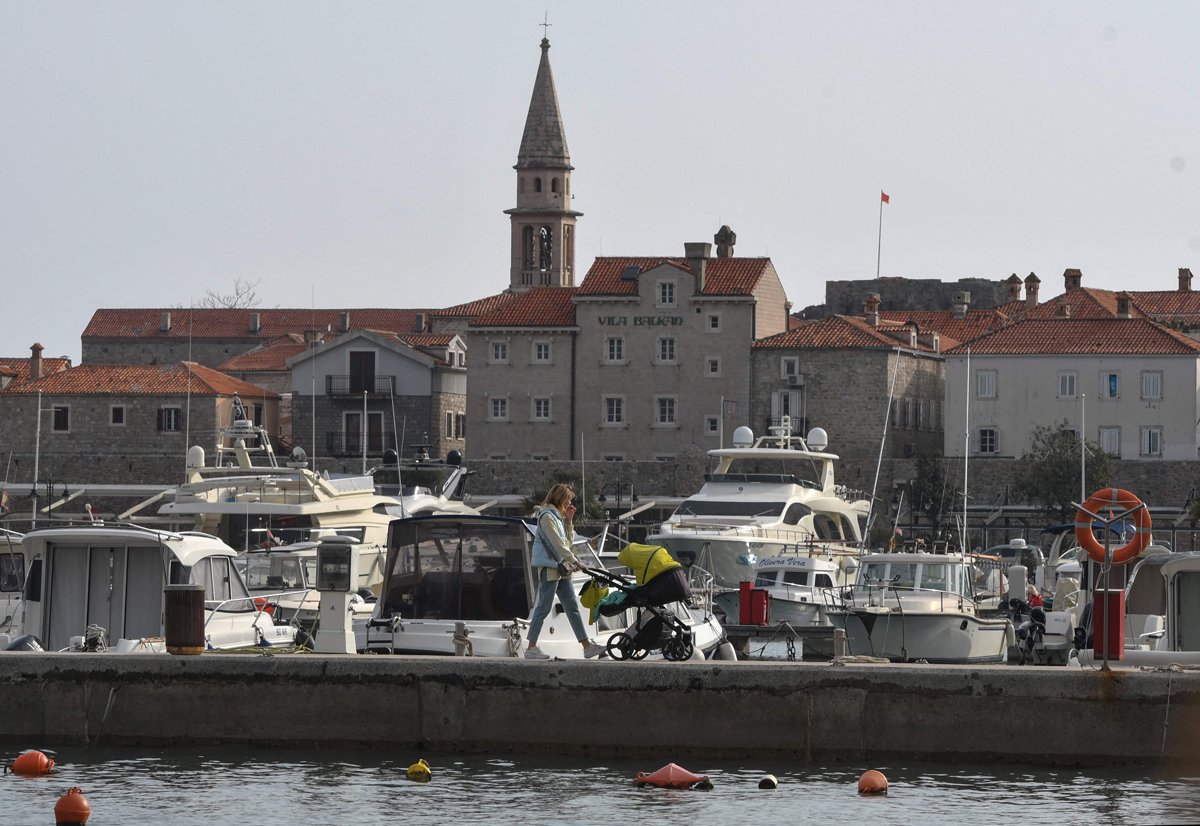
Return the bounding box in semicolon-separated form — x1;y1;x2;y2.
164;584;206;655
833;627;848;658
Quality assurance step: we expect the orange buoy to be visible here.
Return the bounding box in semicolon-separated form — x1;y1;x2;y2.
635;762;713;790
54;786;91;825
858;769;888;795
6;750;55;775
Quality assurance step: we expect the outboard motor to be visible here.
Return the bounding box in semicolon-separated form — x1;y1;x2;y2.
4;634;44;652
1009;599;1048;665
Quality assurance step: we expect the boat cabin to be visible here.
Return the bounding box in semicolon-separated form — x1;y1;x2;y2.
854;553;974;599
1;530;26;634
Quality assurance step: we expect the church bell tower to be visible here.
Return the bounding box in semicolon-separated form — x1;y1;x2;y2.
505;37;582;292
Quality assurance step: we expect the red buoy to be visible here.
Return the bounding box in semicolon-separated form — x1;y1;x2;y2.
858;769;888;795
54;786;91;825
6;750;55;775
635;762;712;790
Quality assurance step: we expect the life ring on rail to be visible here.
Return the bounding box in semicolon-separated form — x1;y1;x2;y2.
1074;488;1152;566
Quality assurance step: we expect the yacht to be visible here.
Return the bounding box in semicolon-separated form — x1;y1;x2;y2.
1;529;26;635
750;554;843;628
648;419;868;618
7;522;297;652
838;546;1012;663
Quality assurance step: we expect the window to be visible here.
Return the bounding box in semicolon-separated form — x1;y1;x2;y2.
706;313;721;332
977;427;998;455
706;356;721;376
457;352;465;367
781;357;799;378
50;405;69;432
1099;371;1119;400
344;411;384;452
446;412;453;436
1058;372;1077;399
604;396;624;425
930;401;939;431
1141;371;1163;400
976;370;997;399
110;405;126;426
1099;426;1120;457
657;336;677;363
532;341;551;363
532;398;551;421
657;280;676;307
918;401;927;430
1140;426;1162;457
348;350;377;393
489;398;509;421
158;407;182;432
604;336;624;363
905;399;915;429
706;416;719;434
655;396;677;426
490;341;508;363
454;413;465;439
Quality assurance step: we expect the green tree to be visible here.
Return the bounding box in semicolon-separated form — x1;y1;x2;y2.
1013;420;1112;521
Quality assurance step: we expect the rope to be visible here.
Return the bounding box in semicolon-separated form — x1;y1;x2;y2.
1162;671;1172;758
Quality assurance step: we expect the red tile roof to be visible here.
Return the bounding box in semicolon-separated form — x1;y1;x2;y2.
82;308;438;340
0;362;278;397
1126;290;1200;323
878;309;1013;348
578;257;772;296
433;293;515;318
944;318;1200;355
470;287;578;327
1021;288;1137;320
0;357;71;382
754;315;939;351
219;337;312;372
399;333;457;349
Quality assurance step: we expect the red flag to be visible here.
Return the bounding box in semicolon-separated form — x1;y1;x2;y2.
881;191;890;204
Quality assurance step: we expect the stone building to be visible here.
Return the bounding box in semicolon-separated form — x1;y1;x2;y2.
0;344;71;389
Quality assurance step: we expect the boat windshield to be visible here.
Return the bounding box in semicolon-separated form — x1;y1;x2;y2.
243;554;309;591
192;555;254;613
674;500;786;519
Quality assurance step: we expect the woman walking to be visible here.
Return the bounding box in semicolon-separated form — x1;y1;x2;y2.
525;483;605;660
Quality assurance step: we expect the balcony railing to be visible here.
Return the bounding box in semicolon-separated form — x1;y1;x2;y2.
325;375;396;396
325;431;398;456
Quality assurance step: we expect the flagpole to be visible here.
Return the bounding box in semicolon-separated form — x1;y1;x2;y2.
876;191;886;279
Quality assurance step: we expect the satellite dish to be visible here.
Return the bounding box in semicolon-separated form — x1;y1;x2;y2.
806;427;828;452
732;426;754;448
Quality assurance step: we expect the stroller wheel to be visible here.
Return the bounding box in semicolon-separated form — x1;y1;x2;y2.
606;632;634;661
663;636;695;662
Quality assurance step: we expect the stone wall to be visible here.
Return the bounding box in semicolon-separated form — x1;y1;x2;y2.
824;277;1010;315
82;338;260;367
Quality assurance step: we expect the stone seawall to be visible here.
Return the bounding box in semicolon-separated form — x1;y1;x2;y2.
1;655;1197;765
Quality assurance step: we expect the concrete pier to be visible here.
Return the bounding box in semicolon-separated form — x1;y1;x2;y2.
1;654;1198;765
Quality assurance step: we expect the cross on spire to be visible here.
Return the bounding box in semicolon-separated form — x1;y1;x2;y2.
540;11;552;39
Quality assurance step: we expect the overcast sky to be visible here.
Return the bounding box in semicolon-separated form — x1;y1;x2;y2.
3;2;1198;363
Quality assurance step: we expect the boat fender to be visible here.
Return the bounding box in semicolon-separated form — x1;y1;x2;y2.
857;769;888;795
635;762;712;790
54;786;91;825
6;749;55;775
758;774;779;789
407;758;432;782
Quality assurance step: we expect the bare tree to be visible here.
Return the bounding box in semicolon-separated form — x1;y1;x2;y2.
198;278;262;309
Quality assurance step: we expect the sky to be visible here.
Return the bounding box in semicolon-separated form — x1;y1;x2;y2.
3;2;1199;363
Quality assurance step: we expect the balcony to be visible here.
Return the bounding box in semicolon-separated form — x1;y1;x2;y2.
325;431;398;457
325;375;396;396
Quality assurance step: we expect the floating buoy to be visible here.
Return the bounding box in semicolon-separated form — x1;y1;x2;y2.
635;762;712;790
54;786;91;825
857;769;888;795
406;758;432;782
5;750;55;775
758;774;779;789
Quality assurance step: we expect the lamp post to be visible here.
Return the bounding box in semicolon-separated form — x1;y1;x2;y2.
597;482;637;516
30;478;68;529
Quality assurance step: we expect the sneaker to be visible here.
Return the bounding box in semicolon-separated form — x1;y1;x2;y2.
524;646;550;660
582;641;606;659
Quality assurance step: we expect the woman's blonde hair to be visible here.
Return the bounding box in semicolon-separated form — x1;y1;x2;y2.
542;482;575;512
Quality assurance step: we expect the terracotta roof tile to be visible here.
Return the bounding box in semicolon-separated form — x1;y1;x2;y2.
0;362;278;397
754;315;938;351
944;318;1200;355
399;333;457;348
0;357;71;382
82;308;438;340
1126;290;1200;322
578;257;771;296
470;288;578;327
218;339;311;372
1021;288;1137;320
433;293;515;318
877;308;1012;347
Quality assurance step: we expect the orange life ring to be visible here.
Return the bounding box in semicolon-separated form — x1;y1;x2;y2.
1074;488;1152;566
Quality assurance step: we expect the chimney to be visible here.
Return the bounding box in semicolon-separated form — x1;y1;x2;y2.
1057;302;1071;318
340;311;351;332
1005;274;1022;301
249;312;261;333
1024;272;1041;308
713;225;737;258
952;290;971;320
863;293;881;326
1116;292;1132;318
414;313;426;333
29;342;43;382
1180;268;1194;292
1064;268;1082;290
160;311;171;332
684;242;711;292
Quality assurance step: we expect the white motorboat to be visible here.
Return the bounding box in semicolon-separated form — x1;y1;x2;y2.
648;420;868;612
7;522;297;652
240;542;375;625
357;513;725;659
0;529;27;635
838;548;1012;663
749;554;843;628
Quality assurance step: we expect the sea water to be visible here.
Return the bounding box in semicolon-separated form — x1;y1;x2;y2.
1;745;1196;826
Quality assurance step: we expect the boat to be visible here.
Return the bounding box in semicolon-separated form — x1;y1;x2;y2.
240;541;375;624
749;554;843;628
837;545;1012;663
356;513;725;659
8;522;297;652
647;419;868;618
1;529;26;635
369;446;479;517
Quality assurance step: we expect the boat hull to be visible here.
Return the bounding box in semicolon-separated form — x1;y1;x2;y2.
838;609;1010;664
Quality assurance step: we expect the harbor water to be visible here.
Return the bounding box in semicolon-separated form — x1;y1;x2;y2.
1;745;1197;825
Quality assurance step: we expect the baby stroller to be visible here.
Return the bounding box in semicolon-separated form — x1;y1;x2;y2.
584;543;696;661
